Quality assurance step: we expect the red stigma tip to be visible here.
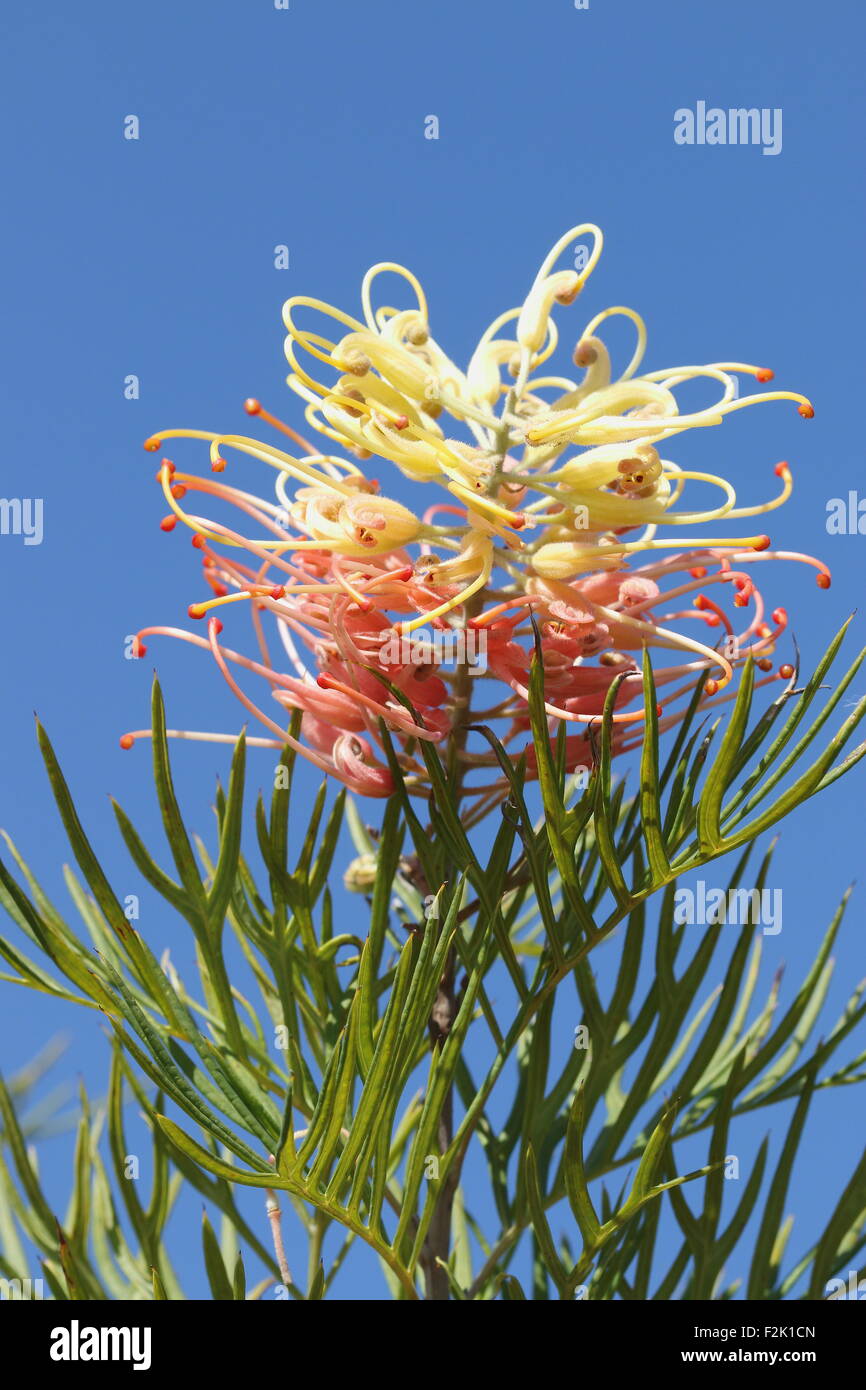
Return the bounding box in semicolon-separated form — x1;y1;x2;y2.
209;618;224;635
774;461;791;478
212;458;226;473
816;573;831;589
132;639;147;658
779;663;794;679
192;534;205;549
188;604;206;619
170;484;187;499
798;403;815;419
704;679;719;697
656;703;663;717
393;415;410;430
316;674;334;689
269;586;284;599
771;607;787;624
244;398;261;415
694;594;707;610
753;535;771;551
119;734;135;749
756;368;774;383
689;566;707;579
160;515;177;532
756;658;773;672
211;583;228;598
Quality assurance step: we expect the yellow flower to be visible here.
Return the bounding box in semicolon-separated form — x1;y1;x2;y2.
140;224;816;661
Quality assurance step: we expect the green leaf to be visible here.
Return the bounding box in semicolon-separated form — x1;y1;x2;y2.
201;1210;234;1300
207;733;247;932
697;656;755;854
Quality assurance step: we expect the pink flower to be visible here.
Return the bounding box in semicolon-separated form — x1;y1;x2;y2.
122;230;830;800
122;454;818;800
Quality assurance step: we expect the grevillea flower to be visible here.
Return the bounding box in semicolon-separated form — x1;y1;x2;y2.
123;226;829;801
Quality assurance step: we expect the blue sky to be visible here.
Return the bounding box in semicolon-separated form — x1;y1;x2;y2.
1;0;864;1299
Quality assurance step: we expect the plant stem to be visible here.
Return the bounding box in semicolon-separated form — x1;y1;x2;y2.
265;1189;293;1289
419;401;517;1298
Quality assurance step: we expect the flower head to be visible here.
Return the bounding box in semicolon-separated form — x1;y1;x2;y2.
126;227;828;801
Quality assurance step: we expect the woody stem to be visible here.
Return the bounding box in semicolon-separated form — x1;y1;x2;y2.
420;397;516;1299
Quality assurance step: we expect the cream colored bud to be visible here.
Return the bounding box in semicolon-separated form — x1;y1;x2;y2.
344;853;379;892
517;269;581;355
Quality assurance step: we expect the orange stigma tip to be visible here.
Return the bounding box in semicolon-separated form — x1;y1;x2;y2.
192;534;205;549
816;573;831;589
188;604;206;619
733;595;748;608
693;594;707;610
160;515;177;532
170;484;187;500
756;658;773;672
704;679;719;696
269;586;284;599
753;535;772;551
774;461;791;477
798;403;815;419
119;734;135;750
143;437;162;451
211;458;226;473
690;566;707;579
393;415;410;430
756;368;774;383
779;663;795;679
511;516;526;530
244;398;261;415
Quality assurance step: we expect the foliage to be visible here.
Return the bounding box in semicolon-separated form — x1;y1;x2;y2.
2;626;866;1300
